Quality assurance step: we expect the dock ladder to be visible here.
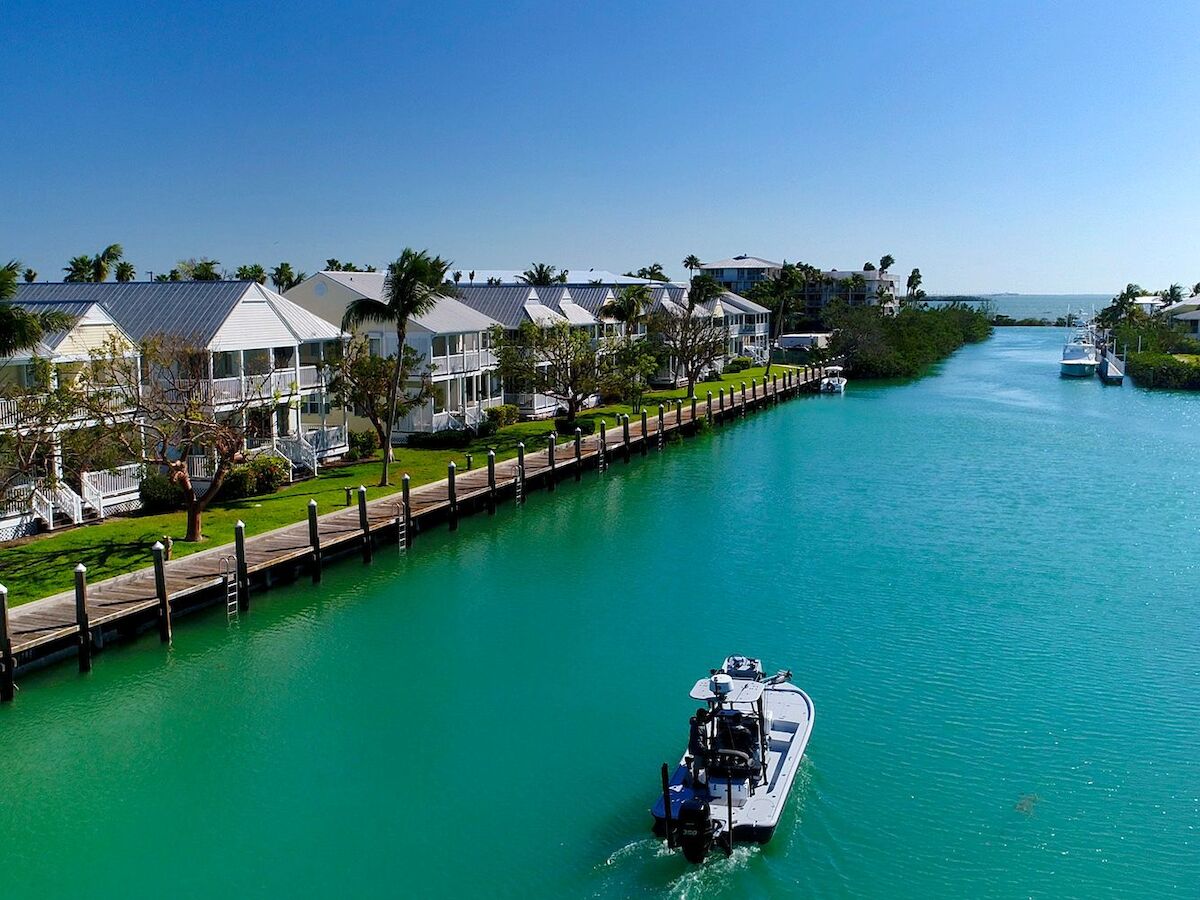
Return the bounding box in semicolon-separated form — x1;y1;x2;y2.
219;556;239;618
515;464;525;504
393;501;408;550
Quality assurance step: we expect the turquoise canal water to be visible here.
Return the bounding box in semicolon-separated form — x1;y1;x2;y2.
3;327;1198;898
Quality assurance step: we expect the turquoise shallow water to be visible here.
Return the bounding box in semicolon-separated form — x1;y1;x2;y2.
2;327;1198;898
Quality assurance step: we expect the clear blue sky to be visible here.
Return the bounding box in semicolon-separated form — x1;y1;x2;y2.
3;0;1197;294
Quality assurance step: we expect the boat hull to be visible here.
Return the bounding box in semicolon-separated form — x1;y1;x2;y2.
1060;361;1097;378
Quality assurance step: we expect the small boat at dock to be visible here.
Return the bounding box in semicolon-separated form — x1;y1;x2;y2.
820;365;847;393
651;656;814;864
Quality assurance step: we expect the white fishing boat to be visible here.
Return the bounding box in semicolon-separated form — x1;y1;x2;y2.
820;365;847;394
651;656;814;864
1060;329;1098;377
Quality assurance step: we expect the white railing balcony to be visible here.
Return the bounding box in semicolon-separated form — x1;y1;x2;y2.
304;424;348;455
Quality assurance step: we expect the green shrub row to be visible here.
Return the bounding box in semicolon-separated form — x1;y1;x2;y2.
219;456;290;500
722;356;754;374
1126;352;1200;390
825;304;992;379
346;429;379;461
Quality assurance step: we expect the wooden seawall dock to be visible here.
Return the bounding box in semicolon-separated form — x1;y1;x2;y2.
0;366;830;698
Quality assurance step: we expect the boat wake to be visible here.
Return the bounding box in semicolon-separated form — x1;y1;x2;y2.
592;838;758;899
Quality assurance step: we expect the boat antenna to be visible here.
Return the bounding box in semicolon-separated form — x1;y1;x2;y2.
660;763;675;850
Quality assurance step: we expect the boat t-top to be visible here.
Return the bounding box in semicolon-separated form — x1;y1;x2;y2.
1060;327;1099;378
651;656;814;864
820;365;847;394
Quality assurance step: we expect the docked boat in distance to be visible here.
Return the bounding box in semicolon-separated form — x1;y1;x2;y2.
651;656;815;864
820;365;847;394
1060;328;1099;377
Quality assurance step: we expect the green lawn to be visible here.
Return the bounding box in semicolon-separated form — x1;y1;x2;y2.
2;365;796;605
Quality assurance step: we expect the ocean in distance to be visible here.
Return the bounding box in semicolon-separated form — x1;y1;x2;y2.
0;326;1196;898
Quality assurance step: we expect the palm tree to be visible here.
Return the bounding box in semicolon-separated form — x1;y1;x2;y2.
270;262;298;292
91;244;123;282
847;273;867;304
468;270;475;285
0;260;76;356
114;261;137;282
1160;283;1183;304
601;284;652;345
453;270;462;284
906;267;922;298
325;259;343;271
235;264;267;284
519;263;565;285
682;254;701;280
342;249;450;485
879;254;895;273
64;255;95;282
22;267;36;283
1192;281;1200;297
189;258;222;281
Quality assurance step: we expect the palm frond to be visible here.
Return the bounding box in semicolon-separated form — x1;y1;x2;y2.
341;297;394;331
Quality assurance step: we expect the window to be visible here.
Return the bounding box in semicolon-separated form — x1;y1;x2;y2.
466;376;476;403
432;336;448;357
301;396;331;415
448;334;461;355
368;336;383;358
432;383;447;413
463;332;478;351
481;330;492;349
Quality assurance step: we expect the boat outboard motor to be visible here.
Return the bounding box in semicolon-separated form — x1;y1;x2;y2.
676;796;715;864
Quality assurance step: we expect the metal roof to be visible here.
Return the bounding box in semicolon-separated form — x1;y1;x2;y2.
259;285;344;340
561;285;616;314
701;256;783;270
9;299;102;353
720;291;770;315
13;281;252;345
453;285;542;328
412;296;501;334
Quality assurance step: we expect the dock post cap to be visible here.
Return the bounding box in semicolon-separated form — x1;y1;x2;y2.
235;520;245;529
0;582;6;593
488;449;495;457
152;541;164;550
358;485;366;493
574;426;581;434
403;473;410;482
449;461;456;469
308;498;317;507
517;441;525;449
75;563;87;573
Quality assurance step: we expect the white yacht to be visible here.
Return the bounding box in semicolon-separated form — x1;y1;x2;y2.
820;365;847;393
1060;329;1099;378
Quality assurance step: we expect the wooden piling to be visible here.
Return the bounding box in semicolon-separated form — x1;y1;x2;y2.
307;499;322;581
358;487;372;562
234;520;249;610
465;452;472;472
74;563;91;673
344;485;353;506
623;414;631;462
599;420;607;470
658;404;665;447
675;400;682;427
691;396;697;424
574;427;583;480
447;462;458;531
487;450;497;512
152;541;172;643
741;381;747;413
719;388;725;418
707;391;713;421
547;433;556;489
0;584;14;701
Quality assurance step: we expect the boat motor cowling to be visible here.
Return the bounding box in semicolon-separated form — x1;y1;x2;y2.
676;796;715;864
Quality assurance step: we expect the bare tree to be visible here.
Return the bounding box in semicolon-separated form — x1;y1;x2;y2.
490;322;603;422
88;335;278;541
647;276;728;397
